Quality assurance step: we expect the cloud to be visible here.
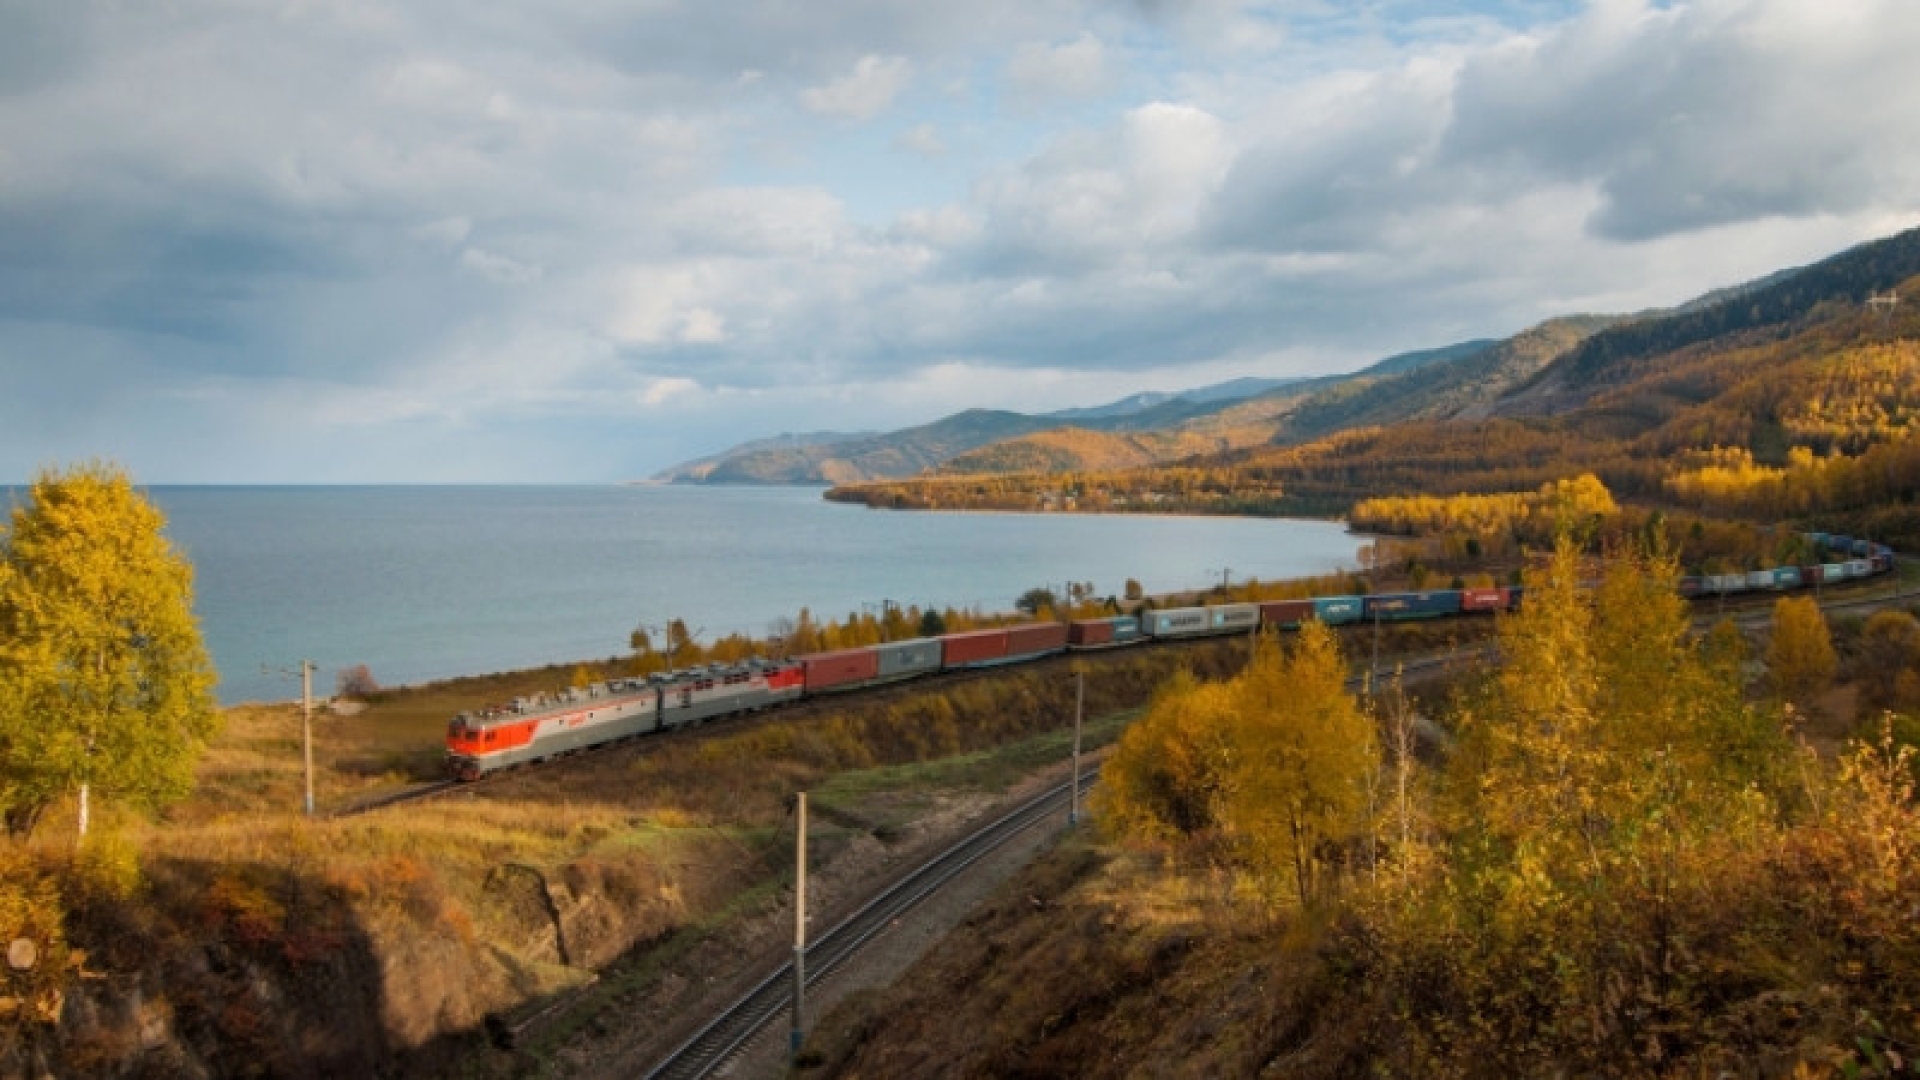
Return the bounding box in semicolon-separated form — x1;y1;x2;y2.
2;0;1918;483
1006;32;1111;105
460;247;544;285
1441;0;1920;240
800;55;913;119
895;122;948;157
640;376;700;407
967;101;1229;273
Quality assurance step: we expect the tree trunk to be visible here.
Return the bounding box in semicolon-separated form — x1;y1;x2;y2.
78;783;89;839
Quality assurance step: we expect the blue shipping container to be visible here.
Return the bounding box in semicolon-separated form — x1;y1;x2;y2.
1363;591;1464;621
1313;597;1363;626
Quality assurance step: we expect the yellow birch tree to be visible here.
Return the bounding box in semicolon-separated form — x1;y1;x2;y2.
0;463;219;840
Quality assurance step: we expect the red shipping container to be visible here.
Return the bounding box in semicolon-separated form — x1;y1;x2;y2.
1460;588;1506;612
1005;621;1068;657
1258;600;1315;627
941;629;1009;666
802;648;880;692
1068;619;1115;646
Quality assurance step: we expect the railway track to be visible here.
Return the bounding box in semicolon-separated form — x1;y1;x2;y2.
642;767;1101;1080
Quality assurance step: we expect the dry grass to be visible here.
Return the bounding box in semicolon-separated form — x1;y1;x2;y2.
11;638;1258;1075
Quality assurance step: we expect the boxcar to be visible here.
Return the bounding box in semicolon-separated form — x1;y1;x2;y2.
1678;576;1704;597
1746;570;1776;590
1771;567;1802;588
1846;559;1874;578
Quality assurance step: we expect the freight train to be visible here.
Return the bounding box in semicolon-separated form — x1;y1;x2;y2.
445;533;1899;780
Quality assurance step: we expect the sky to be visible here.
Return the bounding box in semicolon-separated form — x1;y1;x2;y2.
3;0;1919;483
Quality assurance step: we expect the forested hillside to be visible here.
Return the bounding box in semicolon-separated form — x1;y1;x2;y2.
829;226;1920;546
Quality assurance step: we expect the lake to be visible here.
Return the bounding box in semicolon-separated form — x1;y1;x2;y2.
137;485;1361;704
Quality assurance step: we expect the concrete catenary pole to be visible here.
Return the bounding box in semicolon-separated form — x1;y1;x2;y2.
791;791;808;1060
1069;670;1084;827
301;660;315;817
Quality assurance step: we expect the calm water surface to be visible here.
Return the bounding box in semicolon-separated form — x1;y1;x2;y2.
139;485;1360;704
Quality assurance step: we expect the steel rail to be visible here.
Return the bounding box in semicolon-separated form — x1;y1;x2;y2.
643;769;1098;1080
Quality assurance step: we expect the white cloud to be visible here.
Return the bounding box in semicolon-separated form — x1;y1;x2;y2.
459;247;544;285
1441;0;1920;239
640;376;700;407
1006;32;1111;104
895;121;947;157
413;216;473;247
800;55;913;119
680;307;728;344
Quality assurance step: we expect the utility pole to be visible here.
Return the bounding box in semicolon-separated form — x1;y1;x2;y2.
1069;670;1084;827
1370;608;1382;697
263;660;317;816
791;791;808;1062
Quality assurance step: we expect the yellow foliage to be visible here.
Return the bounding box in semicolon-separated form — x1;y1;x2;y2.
1349;473;1618;555
1098;624;1378;904
1768;595;1839;706
1094;670;1238;846
1223;622;1378;904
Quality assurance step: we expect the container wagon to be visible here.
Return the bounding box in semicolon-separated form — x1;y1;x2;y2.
1004;621;1070;660
803;649;881;692
1257;599;1316;629
1363;591;1464;621
1313;597;1364;625
874;638;943;681
1067;615;1142;647
1144;607;1212;638
942;628;1010;667
1208;603;1260;634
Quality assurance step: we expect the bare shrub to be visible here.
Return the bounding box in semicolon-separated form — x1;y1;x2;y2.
335;664;380;699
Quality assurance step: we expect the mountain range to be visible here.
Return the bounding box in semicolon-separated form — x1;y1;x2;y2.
653;226;1920;488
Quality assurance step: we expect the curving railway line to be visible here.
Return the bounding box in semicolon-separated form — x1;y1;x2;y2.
642;767;1102;1080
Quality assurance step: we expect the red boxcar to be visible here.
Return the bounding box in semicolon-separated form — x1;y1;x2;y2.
1459;588;1507;612
1005;621;1068;657
1800;564;1825;585
1258;600;1315;628
802;648;880;692
1068;619;1114;646
942;629;1009;667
